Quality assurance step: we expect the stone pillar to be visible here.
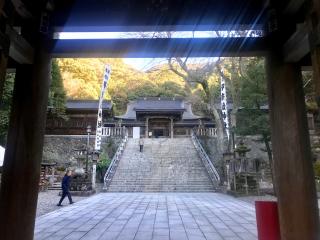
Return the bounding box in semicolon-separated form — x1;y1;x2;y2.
145;117;149;138
0;36;52;239
170;117;174;138
92;163;97;190
266;51;320;239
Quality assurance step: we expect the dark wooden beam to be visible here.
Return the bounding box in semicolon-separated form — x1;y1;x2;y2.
282;0;306;15
7;27;34;64
51;37;267;58
309;0;320;106
266;50;320;239
283;24;309;62
10;0;33;18
52;0;267;31
53;24;265;33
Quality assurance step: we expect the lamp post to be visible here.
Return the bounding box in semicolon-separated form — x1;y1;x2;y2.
86;125;92;173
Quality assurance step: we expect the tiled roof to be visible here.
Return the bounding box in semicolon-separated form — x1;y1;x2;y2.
66;100;112;110
116;98;201;120
134;98;184;111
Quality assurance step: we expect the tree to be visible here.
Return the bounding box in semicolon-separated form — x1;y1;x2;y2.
48;59;67;119
168;58;225;161
57;58;188;115
0;60;67;145
235;58;272;170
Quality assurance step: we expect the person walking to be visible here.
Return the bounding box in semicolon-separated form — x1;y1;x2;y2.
139;137;144;152
57;170;74;206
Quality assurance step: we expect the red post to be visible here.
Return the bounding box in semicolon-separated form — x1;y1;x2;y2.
255;201;281;240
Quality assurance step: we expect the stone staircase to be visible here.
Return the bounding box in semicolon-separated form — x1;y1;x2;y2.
107;138;216;192
47;182;61;190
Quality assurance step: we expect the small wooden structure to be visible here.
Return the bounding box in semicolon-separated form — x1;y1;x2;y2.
39;162;56;191
46;100;113;135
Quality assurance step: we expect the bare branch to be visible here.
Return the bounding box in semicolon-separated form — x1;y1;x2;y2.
168;58;188;79
175;57;189;73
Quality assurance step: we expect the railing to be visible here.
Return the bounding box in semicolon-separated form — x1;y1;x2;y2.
191;131;220;185
103;133;128;190
101;127;126;137
195;128;217;137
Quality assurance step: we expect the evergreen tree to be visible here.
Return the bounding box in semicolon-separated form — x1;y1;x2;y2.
235;58;272;169
48;59;67;119
0;60;67;145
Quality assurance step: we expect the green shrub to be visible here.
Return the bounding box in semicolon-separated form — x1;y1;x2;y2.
96;152;111;182
314;161;320;177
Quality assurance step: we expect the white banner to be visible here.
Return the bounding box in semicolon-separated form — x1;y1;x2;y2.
95;65;112;151
221;75;230;140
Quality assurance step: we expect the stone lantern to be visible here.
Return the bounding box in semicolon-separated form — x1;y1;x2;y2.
223;152;234;190
235;140;251;172
73;147;87;176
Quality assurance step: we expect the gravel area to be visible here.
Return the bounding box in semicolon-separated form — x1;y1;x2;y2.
237;195;277;204
36;190;90;217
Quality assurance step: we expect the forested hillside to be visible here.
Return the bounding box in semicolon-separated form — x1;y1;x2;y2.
57;58;189;114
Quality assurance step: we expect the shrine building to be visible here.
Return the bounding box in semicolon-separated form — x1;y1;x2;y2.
112;97;215;138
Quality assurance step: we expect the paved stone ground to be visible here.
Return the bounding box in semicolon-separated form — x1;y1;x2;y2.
35;193;258;240
36;190;89;217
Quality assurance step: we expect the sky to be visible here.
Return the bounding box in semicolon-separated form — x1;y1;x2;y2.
123;58;167;71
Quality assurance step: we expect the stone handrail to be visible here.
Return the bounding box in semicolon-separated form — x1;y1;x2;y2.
101;127;126;137
195;128;217;137
191;131;220;185
103;134;128;190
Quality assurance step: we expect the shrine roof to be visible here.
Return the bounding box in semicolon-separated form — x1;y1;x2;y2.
65;100;112;111
116;97;202;120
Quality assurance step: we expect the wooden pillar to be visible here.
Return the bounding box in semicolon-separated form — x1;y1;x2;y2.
0;53;8;103
310;0;320;105
170;117;174;138
145;117;149;138
311;48;320;103
0;0;7;103
0;36;52;239
266;51;320;240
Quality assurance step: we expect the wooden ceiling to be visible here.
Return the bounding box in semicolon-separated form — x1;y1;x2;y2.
5;0;316;63
52;0;267;32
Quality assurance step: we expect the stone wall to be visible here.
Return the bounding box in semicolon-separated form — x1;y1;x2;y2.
198;135;270;179
42;135;122;168
198;135;269;163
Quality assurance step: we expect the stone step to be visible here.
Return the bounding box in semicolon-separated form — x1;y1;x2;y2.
107;188;215;192
107;186;215;190
110;180;212;183
109;180;214;183
47;186;61;190
107;138;215;192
